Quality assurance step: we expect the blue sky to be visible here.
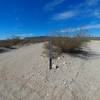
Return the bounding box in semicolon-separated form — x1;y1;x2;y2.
0;0;100;39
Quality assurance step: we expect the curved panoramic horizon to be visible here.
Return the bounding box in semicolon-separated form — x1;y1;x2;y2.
0;0;100;39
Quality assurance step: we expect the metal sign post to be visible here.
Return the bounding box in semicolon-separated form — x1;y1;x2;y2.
49;38;52;69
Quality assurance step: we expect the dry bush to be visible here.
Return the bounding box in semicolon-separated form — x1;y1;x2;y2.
52;36;87;52
44;42;61;58
0;36;22;48
0;36;49;48
44;33;88;57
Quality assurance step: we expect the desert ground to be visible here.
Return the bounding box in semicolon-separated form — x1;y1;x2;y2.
0;40;100;100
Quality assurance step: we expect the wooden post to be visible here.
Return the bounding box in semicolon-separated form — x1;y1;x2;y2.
49;38;52;69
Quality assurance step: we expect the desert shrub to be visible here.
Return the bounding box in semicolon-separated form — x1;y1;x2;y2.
44;33;88;58
52;37;88;52
0;36;22;47
9;36;22;45
44;42;61;58
0;36;49;48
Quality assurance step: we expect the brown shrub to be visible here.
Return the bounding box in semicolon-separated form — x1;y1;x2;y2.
52;35;88;52
0;37;22;47
44;35;88;58
44;42;61;58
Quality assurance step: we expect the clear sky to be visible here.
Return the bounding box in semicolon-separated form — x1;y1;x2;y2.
0;0;100;39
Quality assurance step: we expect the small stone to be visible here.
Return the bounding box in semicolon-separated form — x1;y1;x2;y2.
63;62;66;65
52;64;59;69
47;93;49;96
58;57;61;60
56;65;59;69
64;81;67;85
52;64;57;69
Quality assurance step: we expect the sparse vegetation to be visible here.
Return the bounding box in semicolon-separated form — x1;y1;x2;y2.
0;36;48;48
0;36;22;48
44;42;62;58
44;33;89;58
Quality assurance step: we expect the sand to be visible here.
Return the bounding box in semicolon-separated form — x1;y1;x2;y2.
0;40;100;100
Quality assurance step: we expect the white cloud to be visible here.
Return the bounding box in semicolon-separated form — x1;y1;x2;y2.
52;11;76;20
86;0;99;6
43;0;65;11
93;10;100;18
11;33;35;38
56;24;100;33
83;24;100;29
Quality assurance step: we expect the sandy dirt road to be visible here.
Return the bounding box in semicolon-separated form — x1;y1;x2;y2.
0;41;100;100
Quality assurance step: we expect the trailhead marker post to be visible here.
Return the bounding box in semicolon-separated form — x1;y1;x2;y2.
49;37;52;69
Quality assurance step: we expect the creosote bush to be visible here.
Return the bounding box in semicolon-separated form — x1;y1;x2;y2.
44;34;88;58
52;37;87;51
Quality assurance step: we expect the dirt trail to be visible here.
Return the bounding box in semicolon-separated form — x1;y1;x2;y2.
0;41;100;100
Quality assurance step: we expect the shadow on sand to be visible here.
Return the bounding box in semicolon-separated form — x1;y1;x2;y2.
65;49;99;59
0;47;17;54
